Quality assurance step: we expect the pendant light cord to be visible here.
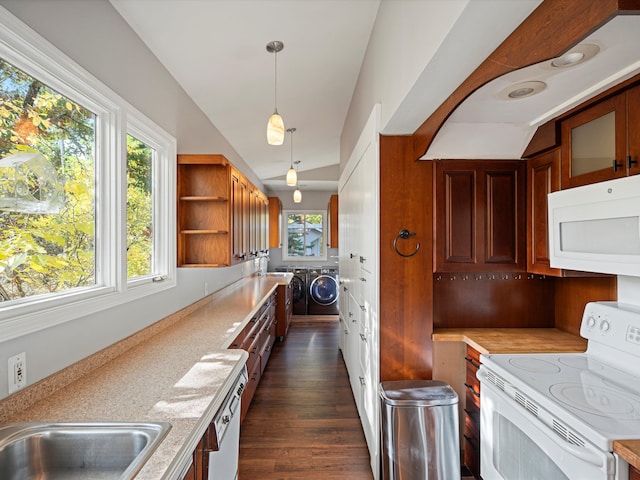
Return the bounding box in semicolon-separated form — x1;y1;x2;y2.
274;50;278;112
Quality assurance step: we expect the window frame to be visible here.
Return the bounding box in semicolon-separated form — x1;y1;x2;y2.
0;7;176;342
124;113;176;289
282;209;328;262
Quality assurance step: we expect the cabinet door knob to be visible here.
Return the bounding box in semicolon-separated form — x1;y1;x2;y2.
628;155;638;169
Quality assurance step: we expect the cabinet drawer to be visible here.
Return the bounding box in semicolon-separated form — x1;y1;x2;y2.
245;333;261;375
465;400;480;428
464;408;480;441
466;359;480;383
260;333;275;374
465;345;481;365
463;433;480;479
230;314;260;349
241;360;261;423
466;387;480;411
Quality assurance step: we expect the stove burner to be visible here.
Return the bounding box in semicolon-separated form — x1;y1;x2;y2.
507;357;561;374
549;383;638;418
557;356;605;371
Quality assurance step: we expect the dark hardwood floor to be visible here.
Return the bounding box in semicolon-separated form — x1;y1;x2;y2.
239;315;374;480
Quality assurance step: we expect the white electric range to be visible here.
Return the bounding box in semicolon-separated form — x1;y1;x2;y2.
477;301;640;480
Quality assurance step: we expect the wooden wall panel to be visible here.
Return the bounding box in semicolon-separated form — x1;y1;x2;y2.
554;276;617;335
433;273;555;329
379;136;434;381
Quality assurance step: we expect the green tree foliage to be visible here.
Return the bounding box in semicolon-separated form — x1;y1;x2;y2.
126;134;153;279
287;213;323;257
0;57;154;302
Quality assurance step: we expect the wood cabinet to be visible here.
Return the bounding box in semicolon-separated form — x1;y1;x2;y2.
179;436;205;480
268;196;282;248
463;345;481;479
328;194;339;248
178;154;268;267
527;148;561;276
434;160;526;272
229;293;276;423
177;155;231;267
631;465;640;480
275;282;292;340
561;84;640;189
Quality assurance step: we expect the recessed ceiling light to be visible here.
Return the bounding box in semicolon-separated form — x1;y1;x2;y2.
550;43;600;69
502;81;547;100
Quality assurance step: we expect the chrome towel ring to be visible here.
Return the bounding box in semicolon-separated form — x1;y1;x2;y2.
393;229;420;258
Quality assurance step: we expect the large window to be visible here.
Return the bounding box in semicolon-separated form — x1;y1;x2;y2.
0;58;97;302
0;8;176;340
283;210;327;261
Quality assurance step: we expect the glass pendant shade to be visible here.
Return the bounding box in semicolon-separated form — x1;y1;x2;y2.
286;166;297;186
293;188;302;203
267;111;284;145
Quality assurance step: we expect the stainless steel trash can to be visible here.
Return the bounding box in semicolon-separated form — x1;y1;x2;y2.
379;380;459;480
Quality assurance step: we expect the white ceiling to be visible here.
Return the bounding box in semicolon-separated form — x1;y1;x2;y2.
109;0;640;192
109;0;380;192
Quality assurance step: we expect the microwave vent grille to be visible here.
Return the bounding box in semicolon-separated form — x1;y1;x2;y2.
514;391;539;417
552;420;586;447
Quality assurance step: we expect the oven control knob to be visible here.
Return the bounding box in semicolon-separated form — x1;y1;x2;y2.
587;316;596;328
600;320;611;332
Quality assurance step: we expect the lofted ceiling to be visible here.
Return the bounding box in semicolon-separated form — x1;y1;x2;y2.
109;0;381;192
109;1;640;193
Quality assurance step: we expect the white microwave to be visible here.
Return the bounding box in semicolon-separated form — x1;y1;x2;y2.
548;175;640;276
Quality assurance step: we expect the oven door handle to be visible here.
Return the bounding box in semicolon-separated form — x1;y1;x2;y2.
542;419;604;467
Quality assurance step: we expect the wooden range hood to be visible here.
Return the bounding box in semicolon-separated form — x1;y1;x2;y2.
411;0;640;162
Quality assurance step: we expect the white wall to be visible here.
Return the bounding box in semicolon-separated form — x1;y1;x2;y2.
0;0;262;400
618;276;640;306
340;0;541;168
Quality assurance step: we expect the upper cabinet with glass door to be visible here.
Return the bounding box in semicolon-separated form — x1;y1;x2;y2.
561;84;640;189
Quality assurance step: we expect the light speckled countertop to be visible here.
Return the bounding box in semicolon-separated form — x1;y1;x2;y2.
3;273;292;480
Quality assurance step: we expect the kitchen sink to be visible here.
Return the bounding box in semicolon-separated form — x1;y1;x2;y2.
0;421;171;480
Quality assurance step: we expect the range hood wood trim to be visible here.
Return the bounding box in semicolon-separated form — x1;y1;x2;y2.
412;0;640;161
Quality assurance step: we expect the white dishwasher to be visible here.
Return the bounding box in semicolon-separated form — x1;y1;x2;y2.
208;367;247;480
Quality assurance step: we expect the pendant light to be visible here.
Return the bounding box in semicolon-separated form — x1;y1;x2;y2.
286;127;297;186
293;161;302;203
266;41;285;145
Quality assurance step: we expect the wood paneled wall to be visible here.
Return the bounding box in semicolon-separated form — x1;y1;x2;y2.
379;136;434;381
433;273;555;329
554;276;617;335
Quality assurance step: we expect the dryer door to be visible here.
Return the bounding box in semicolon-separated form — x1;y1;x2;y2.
291;275;305;303
309;275;339;305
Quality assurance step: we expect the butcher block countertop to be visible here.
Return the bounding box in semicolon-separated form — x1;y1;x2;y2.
0;273;292;480
433;327;640;471
432;327;587;354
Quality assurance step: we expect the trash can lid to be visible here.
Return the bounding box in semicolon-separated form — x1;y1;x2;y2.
379;380;458;406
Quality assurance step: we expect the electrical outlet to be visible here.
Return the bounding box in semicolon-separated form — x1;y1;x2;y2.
204;281;209;296
8;352;26;394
